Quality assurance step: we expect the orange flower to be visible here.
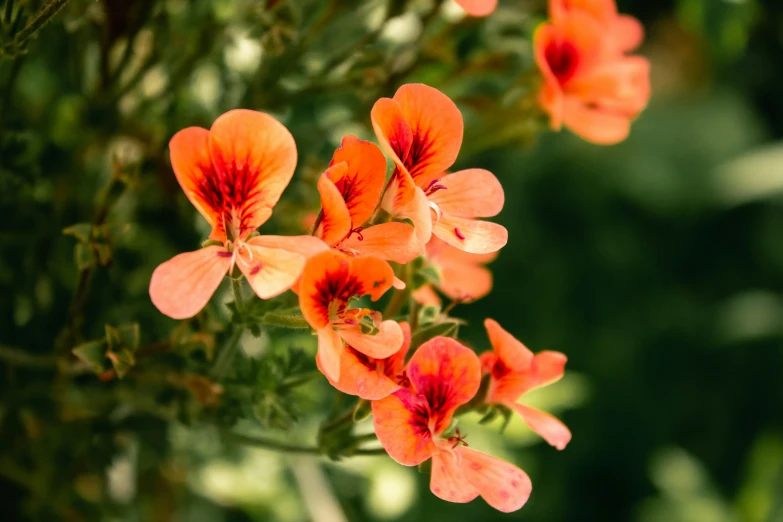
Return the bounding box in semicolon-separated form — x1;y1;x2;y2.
535;5;650;144
413;236;497;306
371;84;507;254
149;110;327;319
315;136;422;264
299;250;403;382
455;0;498;17
373;337;532;512
480;319;571;450
318;322;411;400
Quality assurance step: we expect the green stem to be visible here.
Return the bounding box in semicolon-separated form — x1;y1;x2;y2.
280;371;322;389
225;432;321;455
383;288;408;319
0;345;58;368
352;448;387;456
0;0;71;57
211;280;245;379
261;311;309;329
231;278;244;315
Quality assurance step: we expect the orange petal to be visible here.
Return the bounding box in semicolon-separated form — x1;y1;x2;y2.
429;169;504;218
339;319;403;359
371;388;437;466
428;235;498;267
169;127;224;239
393;276;407;290
299;251;351;330
385;185;432;245
407;337;482;435
530;351;568;388
247;235;329;259
614;15;644;52
317;327;343;382
349;255;395;301
238;245;305;299
413;285;442;307
439;260;493;302
316;166;352;246
433;214;507;254
430;449;480;503
455;0;497;17
561;97;632;144
321;347;401;400
550;0;617;23
339;222;423;264
371;97;417;207
457;447;532;513
207;109;297;240
506;402;572;450
149;246;231;319
484;319;533;372
392;84;463;185
329;136;387;227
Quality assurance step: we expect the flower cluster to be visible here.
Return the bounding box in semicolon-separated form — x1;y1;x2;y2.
148;1;649;511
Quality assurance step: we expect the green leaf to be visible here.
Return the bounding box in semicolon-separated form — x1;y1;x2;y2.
72;340;108;373
417;304;442;326
94;243;112;266
63;223;93;243
201;239;223;248
410;320;459;350
412;264;441;290
74;243;96;270
260;310;310;329
353;399;371;422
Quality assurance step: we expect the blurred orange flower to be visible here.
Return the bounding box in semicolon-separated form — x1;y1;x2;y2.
535;1;650;144
315;136;422;264
413;236;497;306
480;319;572;449
149;109;326;319
319;322;411;400
372;84;507;254
373;336;532;512
455;0;498;17
299;251;402;382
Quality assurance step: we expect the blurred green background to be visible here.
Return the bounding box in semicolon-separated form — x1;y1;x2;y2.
2;0;783;521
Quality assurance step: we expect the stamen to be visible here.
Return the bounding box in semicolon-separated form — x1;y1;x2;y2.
454;227;465;240
429;201;442;222
447;428;469;449
350;227;364;241
424;178;448;196
396;370;411;388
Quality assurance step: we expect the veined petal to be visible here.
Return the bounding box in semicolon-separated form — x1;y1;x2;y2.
372;388;437;466
339;319;403;359
207;109;297;240
457;447;532;513
407;337;482;435
320;347;401;400
340;222;423;264
169;127;223;238
317;327;343;382
430;449;480;503
371;97;417;207
316;167;352;246
350;255;395;301
455;0;498;17
386;186;432;245
506;402;572;450
433;214;507;254
238;245;305;299
329;136;387;227
429;169;504;218
392;84;463;185
149;246;231;319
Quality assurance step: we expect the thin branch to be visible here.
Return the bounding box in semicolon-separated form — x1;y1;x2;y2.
0;0;71;57
0;345;58;368
226;432;321;455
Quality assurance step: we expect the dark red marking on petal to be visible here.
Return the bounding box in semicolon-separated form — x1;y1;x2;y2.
194;160;265;238
311;263;364;321
217;251;233;258
395;389;434;439
491;358;513;380
447;428;469;449
405;131;437;181
454;227;465;240
544;40;580;84
424;177;448;196
249;263;262;275
396;370;411;388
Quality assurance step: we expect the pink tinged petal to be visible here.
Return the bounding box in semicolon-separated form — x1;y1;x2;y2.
430;450;480;504
614;15;645;52
317;327;343;382
247;235;330;259
429;169;504;218
506;402;572;450
339;319;403;359
386;185;432;245
433;214;507;254
407;337;482;435
531;351;568;388
393;276;407;290
561;97;632;145
372;388;437;466
484;319;534;371
149;246;231;319
239;246;306;299
340;222;423;264
457;447;532;513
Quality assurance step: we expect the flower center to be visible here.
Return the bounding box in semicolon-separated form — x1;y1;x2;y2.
545;40;579;83
447;428;469;449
